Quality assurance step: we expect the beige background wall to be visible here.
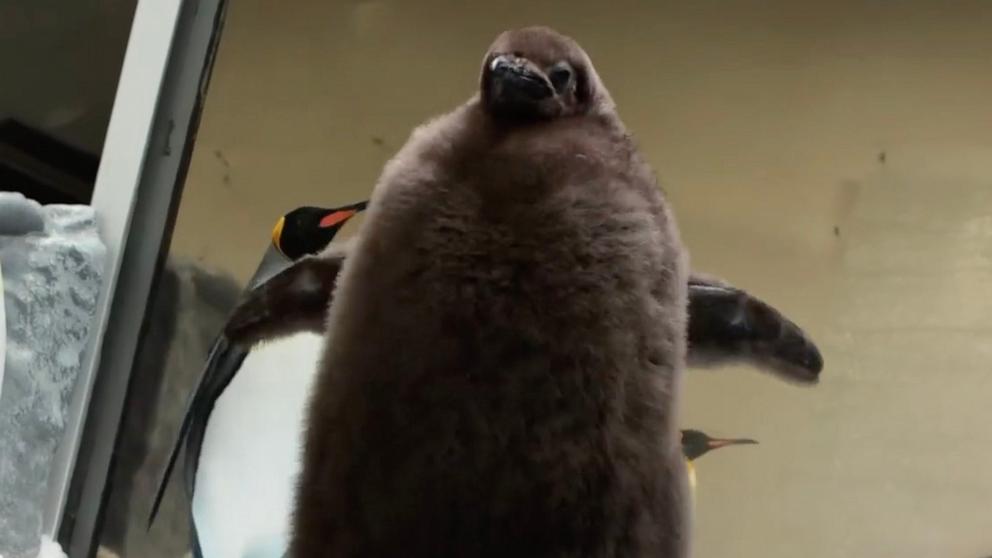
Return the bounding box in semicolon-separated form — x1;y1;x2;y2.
0;0;135;154
168;1;992;556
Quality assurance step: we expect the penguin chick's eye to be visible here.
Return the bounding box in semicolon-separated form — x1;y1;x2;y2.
548;63;574;94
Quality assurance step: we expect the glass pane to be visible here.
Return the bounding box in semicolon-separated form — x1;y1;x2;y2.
0;0;137;204
99;2;992;557
0;2;136;557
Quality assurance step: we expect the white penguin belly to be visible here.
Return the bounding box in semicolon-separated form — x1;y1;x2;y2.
193;332;324;558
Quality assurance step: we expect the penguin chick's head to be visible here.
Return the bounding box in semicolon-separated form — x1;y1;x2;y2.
681;429;758;462
272;201;368;260
481;26;610;122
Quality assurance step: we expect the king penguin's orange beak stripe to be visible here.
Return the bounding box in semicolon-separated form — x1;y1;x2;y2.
271;216;287;255
319;209;357;229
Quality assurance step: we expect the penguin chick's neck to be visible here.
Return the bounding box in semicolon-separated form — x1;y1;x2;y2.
425;99;631;205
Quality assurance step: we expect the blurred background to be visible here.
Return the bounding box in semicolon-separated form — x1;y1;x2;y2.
5;0;991;557
0;0;135;204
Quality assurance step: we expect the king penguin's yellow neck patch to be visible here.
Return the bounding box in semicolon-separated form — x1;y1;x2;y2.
271;216;286;255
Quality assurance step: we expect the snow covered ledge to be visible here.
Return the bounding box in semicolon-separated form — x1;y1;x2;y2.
0;2;186;557
0;0;220;553
0;195;107;558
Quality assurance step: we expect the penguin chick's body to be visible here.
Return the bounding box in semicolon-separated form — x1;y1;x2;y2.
291;26;690;558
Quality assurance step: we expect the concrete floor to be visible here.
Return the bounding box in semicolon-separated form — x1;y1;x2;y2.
159;1;992;556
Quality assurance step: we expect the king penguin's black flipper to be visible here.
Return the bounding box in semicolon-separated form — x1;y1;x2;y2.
189;510;205;558
148;335;231;527
686;273;823;384
182;337;250;497
148;334;252;528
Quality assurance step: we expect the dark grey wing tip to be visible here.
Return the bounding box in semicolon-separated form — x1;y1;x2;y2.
147;410;189;529
687;280;825;383
147;336;231;528
757;305;824;383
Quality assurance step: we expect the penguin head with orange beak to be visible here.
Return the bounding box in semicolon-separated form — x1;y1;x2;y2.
681;429;758;492
271;201;368;260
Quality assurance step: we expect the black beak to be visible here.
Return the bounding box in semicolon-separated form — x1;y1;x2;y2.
706;437;759;451
489;55;553;104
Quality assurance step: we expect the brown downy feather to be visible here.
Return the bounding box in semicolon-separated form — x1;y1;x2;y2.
287;26;690;558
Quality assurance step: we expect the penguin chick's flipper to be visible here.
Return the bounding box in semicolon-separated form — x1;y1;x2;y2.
224;253;823;382
686;272;823;384
224;250;346;347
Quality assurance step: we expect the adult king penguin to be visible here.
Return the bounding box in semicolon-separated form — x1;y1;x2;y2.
149;202;367;558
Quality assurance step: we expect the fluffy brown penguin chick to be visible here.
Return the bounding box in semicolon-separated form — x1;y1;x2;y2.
290;26;690;558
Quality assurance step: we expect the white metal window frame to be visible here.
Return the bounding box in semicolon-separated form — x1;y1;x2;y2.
40;0;227;555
